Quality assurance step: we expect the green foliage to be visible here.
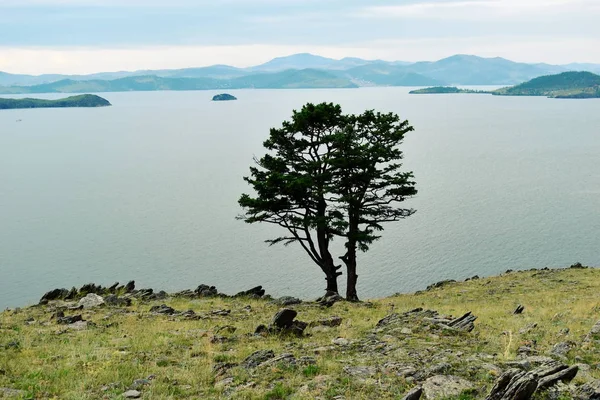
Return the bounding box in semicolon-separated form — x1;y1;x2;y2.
302;364;320;377
239;102;417;299
0;94;110;109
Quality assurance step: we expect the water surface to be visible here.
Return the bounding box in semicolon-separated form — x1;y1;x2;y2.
1;88;599;308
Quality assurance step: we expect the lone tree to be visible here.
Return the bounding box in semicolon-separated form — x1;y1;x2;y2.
239;103;417;300
238;103;346;293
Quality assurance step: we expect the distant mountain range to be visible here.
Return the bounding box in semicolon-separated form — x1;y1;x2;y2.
1;53;600;94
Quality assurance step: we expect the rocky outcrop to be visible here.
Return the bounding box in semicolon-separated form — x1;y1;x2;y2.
241;350;274;368
486;361;578;400
235;286;266;298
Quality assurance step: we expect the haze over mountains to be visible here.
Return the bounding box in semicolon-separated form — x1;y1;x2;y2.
2;53;600;94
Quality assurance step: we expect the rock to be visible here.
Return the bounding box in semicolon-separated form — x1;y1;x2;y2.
254;324;268;335
214;377;234;388
519;323;538;335
123;389;141;398
485;369;537;400
258;353;296;368
241;350;275;368
570;262;586;269
195;284;218;297
513;305;525;315
446;312;477;332
67;320;88;331
124;280;135;293
426;280;456;291
317;291;344;307
589;320;600;336
428;362;452;375
0;388;27;398
213;362;237;377
149;304;175;315
550;341;574;357
422;375;474;399
3;341;20;350
79;283;104;296
212;93;237;101
104;294;132;307
401;386;423;400
505;360;532;370
310;316;343;328
272;296;302;306
271;309;297;329
39;288;69;304
401;327;413;335
210;309;230;316
130;379;151;390
343;366;377;378
537;365;578;390
78;293;105;309
235;286;265;298
57;314;83;325
332;337;349;346
298;356;317;365
575;379;600;399
382;363;417;377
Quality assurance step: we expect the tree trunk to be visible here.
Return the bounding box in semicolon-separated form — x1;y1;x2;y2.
344;242;359;301
317;197;341;294
342;212;360;301
325;266;340;293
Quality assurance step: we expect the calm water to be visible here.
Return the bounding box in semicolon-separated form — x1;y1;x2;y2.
1;88;599;308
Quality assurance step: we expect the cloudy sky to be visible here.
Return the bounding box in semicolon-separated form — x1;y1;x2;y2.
1;0;599;74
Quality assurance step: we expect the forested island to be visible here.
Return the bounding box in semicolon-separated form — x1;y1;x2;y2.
410;71;600;99
409;87;490;94
212;93;237;101
493;71;600;98
0;94;111;110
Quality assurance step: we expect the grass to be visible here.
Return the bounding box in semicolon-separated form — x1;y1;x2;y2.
1;267;600;399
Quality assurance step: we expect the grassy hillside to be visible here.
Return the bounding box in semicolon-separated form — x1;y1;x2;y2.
1;267;599;399
0;94;111;109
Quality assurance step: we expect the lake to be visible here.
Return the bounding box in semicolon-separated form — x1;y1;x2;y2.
1;88;599;308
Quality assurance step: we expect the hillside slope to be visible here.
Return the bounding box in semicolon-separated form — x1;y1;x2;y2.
1;266;599;399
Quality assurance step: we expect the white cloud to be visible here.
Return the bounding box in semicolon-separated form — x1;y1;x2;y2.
362;0;599;19
1;36;599;75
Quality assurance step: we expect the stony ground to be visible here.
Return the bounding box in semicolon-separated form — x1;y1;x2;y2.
1;267;600;399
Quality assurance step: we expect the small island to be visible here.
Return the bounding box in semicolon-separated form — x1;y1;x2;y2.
0;94;111;110
409;87;490;94
410;71;600;99
212;93;237;101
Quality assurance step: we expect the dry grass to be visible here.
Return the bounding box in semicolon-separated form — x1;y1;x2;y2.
1;267;599;399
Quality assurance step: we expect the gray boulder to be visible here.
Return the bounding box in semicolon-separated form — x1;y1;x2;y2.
78;293;105;309
423;375;474;399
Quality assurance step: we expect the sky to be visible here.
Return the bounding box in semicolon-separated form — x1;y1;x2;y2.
0;0;599;74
